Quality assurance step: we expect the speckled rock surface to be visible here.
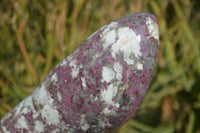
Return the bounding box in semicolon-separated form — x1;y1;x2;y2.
0;12;159;133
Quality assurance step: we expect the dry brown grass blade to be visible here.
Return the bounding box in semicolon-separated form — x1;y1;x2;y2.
16;20;38;83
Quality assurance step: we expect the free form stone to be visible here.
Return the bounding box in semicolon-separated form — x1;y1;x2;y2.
0;12;159;133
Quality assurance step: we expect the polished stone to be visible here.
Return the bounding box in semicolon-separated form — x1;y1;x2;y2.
0;12;159;133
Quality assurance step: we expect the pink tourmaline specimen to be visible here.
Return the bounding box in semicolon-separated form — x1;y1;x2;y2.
0;12;159;133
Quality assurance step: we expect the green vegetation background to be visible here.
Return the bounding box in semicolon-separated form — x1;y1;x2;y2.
0;0;200;132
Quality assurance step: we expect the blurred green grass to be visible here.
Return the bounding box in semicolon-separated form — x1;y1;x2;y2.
0;0;200;132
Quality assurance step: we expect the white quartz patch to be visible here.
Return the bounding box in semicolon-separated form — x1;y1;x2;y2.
67;55;73;62
111;27;142;65
60;59;67;66
1;113;11;132
32;82;60;124
53;129;60;133
81;123;90;131
102;66;115;83
137;62;143;70
100;22;118;49
1;125;10;133
102;22;118;35
71;68;79;78
51;72;58;82
33;82;54;105
14;101;24;116
80;114;89;131
101;84;118;106
15;116;28;129
101;82;120;115
113;62;123;81
57;91;62;101
81;77;87;88
41;104;60;125
98;119;112;128
102;107;111;115
21;108;28;115
146;17;159;40
14;96;34;117
23;96;34;110
101;30;116;49
69;59;82;78
35;120;44;132
33;112;39;119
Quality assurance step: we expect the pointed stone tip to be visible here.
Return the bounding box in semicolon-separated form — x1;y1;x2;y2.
136;12;159;41
140;12;158;23
126;12;158;23
145;14;159;40
114;12;159;41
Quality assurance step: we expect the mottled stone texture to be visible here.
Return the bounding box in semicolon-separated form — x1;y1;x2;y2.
0;12;159;133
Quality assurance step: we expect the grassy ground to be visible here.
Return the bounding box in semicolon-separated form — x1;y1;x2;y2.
0;0;200;132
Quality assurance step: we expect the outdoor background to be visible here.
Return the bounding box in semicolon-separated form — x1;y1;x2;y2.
0;0;200;132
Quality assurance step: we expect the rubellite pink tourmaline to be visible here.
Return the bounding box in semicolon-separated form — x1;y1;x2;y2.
0;12;159;133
